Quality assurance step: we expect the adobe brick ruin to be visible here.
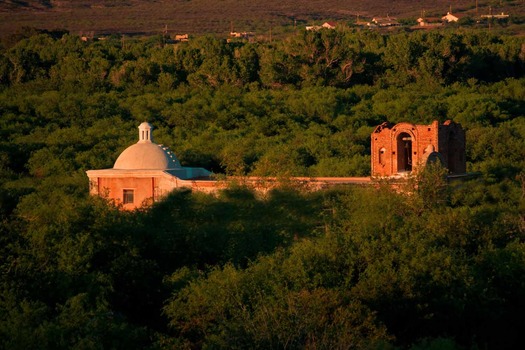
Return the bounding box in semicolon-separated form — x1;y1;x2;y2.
371;120;466;177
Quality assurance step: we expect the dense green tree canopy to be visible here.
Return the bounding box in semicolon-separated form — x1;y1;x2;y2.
0;28;524;348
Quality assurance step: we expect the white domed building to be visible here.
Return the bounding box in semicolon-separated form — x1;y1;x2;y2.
86;122;213;209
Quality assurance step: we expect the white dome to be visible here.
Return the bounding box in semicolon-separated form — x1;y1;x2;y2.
113;122;181;170
114;143;181;170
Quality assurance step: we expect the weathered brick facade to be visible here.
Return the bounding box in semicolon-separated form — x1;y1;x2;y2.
371;120;466;177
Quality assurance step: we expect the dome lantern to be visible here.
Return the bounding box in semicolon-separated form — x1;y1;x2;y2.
138;121;153;143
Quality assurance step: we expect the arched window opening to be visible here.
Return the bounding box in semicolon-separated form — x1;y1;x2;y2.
379;147;386;166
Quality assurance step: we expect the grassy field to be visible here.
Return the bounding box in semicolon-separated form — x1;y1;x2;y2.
1;0;524;38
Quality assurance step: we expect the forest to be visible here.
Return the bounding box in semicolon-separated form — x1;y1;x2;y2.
0;26;524;349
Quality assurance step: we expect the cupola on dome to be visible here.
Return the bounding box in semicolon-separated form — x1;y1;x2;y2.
113;122;181;170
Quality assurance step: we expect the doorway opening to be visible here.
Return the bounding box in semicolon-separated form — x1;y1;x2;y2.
397;132;412;172
447;131;456;173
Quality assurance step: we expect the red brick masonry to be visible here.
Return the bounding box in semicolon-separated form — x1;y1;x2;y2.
371;120;465;177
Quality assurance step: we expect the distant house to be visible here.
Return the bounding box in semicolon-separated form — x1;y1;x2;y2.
79;31;95;42
305;26;317;31
481;12;510;20
441;12;464;23
174;34;189;42
322;22;336;29
370;17;400;27
229;31;254;39
416;17;443;27
306;22;336;31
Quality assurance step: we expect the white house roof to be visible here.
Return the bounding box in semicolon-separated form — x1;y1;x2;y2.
441;12;464;22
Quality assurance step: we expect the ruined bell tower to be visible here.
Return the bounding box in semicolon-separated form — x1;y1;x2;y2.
371;120;466;177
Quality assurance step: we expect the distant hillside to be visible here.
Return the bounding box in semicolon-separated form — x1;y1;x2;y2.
0;0;524;37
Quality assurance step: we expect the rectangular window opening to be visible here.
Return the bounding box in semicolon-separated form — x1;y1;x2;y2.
123;189;134;204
